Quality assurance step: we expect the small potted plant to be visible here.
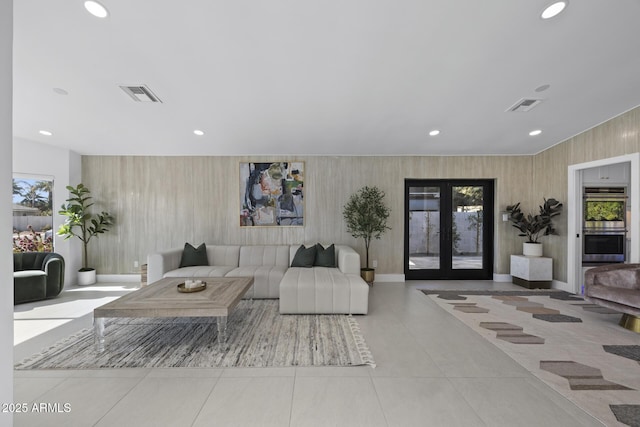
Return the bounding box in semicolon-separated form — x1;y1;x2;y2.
343;186;391;284
506;198;562;256
57;184;114;285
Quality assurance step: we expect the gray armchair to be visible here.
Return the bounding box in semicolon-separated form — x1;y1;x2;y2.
13;252;65;304
584;263;640;332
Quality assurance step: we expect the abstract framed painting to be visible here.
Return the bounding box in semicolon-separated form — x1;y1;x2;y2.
239;162;304;227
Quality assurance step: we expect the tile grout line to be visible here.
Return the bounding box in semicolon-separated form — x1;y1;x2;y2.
288;369;298;427
188;373;221;427
89;372;149;427
366;296;392;427
368;375;391;427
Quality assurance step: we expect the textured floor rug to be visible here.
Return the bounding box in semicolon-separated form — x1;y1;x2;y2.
15;300;375;369
425;291;640;427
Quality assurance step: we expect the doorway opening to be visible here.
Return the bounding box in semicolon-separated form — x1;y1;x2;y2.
567;153;640;294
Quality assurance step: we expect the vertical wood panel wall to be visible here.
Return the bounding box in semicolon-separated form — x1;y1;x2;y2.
82;106;640;281
532;106;640;282
82;155;533;276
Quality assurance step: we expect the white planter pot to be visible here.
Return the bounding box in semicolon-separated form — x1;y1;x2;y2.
78;269;96;286
523;242;543;257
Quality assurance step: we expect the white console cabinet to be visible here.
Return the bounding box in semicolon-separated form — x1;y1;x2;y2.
510;255;552;289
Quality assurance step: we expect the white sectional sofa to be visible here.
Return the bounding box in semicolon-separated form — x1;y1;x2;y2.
225;246;290;299
279;245;369;314
147;244;369;314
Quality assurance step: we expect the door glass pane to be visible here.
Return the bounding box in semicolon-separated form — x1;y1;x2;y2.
408;186;440;270
451;186;483;269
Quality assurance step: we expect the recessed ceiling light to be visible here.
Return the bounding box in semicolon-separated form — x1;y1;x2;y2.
84;1;109;18
429;130;440;136
529;129;542;136
534;84;551;93
541;1;567;19
193;130;205;136
39;130;53;136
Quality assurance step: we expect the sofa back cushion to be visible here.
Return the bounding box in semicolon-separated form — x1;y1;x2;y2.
13;253;24;271
207;245;241;267
239;245;289;267
13;252;50;271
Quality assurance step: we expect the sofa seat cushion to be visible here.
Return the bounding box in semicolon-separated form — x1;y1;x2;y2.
163;265;236;279
279;267;368;314
14;270;47;279
226;266;287;299
587;284;640;310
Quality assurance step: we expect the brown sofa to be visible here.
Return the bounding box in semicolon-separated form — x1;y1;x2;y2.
584;263;640;331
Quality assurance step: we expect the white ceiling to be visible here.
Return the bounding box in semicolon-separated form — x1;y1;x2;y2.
12;0;640;156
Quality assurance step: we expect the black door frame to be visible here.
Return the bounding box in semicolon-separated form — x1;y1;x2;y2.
404;179;494;280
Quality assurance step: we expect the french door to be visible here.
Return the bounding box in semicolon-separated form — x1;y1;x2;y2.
404;179;494;280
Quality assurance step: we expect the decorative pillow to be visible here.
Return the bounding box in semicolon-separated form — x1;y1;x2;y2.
291;245;316;268
314;243;336;267
179;243;209;268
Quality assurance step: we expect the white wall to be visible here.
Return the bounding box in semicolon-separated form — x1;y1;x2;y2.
13;138;82;284
1;0;14;423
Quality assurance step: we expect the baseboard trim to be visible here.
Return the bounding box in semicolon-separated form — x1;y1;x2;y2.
551;279;572;293
493;274;512;282
374;274;405;283
97;274;141;283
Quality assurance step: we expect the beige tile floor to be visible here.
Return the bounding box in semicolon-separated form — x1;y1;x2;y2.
13;281;606;426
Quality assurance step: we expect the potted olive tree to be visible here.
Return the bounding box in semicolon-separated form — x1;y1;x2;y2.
506;198;562;256
57;184;114;285
343;186;391;284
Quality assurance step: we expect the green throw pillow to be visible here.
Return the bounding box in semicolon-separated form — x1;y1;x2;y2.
314;243;336;267
291;245;316;268
179;243;209;268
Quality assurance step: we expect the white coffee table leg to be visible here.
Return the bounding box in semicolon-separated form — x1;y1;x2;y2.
216;316;227;350
94;317;106;353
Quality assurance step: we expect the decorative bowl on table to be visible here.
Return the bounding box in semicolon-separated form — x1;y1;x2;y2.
177;281;207;293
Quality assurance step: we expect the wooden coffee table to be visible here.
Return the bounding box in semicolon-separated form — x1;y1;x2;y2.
93;276;254;352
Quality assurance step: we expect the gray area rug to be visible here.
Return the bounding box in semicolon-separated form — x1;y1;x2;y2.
15;300;375;369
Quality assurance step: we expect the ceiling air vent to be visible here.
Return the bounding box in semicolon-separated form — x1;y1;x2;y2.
119;85;162;103
506;98;542;112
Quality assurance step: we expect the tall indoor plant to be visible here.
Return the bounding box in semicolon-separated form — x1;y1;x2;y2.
506;197;562;256
58;184;114;285
343;186;391;283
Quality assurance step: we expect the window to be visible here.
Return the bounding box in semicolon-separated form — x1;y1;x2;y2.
12;175;54;252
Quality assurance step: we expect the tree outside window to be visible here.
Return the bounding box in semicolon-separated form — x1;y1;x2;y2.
12;177;54;252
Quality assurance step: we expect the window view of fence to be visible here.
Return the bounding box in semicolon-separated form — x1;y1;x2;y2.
12;177;54;252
